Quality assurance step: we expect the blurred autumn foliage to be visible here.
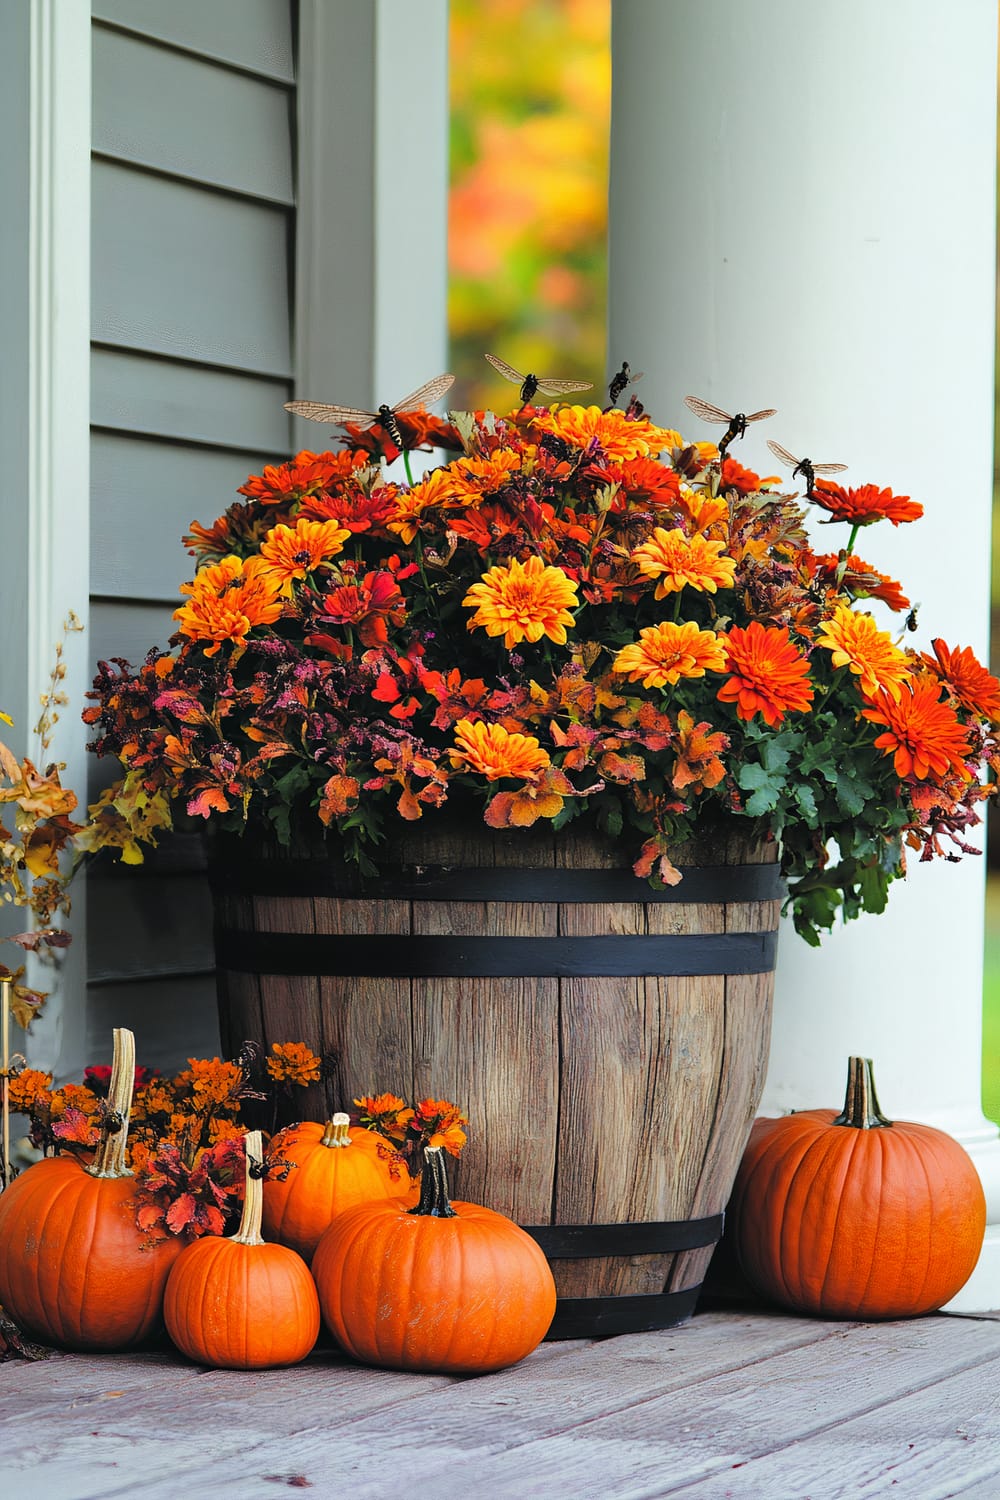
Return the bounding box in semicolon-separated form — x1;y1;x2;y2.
448;0;611;411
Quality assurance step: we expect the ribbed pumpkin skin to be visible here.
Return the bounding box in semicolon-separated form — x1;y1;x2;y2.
311;1197;556;1373
164;1236;320;1369
729;1110;987;1319
261;1122;408;1262
0;1156;182;1350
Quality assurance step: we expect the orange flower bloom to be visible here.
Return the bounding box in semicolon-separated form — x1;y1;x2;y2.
862;680;972;781
532;404;679;461
463;554;578;649
5;1067;54;1114
720;457;766;496
602;456;681;507
631;527;736;598
266;1042;322;1086
924;639;1000;723
814;605;912;701
387;467;466;543
484;761;575;827
238;449;365;504
613;621;727;689
812;480;924;527
258;518;351;595
174;556;283;656
458;449;525;493
811;552;910;613
718;623;814;725
451;718;550;781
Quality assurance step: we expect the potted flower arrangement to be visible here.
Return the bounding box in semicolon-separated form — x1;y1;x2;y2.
81;380;1000;1335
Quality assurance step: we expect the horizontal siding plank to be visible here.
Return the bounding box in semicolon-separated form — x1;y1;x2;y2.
91;431;283;600
93;28;294;205
92;160;293;376
91;348;291;452
92;0;294;84
88;871;214;985
86;972;222;1074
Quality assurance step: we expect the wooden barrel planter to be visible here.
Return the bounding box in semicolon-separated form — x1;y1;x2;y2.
208;819;781;1339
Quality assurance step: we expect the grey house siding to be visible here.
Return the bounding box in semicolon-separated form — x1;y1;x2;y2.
87;2;296;1071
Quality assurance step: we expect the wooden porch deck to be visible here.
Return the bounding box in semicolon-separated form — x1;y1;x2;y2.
5;1307;1000;1500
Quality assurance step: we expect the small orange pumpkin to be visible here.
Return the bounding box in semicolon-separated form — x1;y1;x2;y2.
262;1112;408;1261
0;1028;182;1350
311;1144;556;1373
164;1129;320;1369
728;1055;986;1319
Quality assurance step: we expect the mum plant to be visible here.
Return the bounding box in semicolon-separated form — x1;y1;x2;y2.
83;389;999;943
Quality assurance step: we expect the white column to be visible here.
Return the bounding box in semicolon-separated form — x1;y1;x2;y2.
294;0;449;473
609;0;1000;1306
0;0;91;1081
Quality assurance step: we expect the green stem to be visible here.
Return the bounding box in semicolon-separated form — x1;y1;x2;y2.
403;449;415;487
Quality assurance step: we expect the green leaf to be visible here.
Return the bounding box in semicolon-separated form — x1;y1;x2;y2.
835;771;872;818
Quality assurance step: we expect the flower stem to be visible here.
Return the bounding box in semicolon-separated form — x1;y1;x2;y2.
403;449;416;487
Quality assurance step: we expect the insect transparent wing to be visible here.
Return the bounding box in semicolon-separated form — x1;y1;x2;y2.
284;400;378;427
393;373;456;411
534;378;594;395
684;395;732;424
766;440;800;468
812;462;849;474
743;408;778;423
485;353;525;385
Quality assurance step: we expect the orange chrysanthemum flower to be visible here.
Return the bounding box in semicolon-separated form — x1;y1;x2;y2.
387;467;467;543
238;449;365;504
458;449;525;492
531;405;679;462
631;527;736;598
812;480;924;527
676;491;729;535
174;556;283;656
258;518;351;595
463;554;579;649
718;622;814;726
923;639;1000;723
5;1067;54;1114
814;605;912;702
811;552;910;613
862;680;972;782
613;621;727;689
451;718;551;781
266;1042;322;1086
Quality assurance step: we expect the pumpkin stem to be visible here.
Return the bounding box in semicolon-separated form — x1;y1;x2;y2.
408;1143;457;1219
833;1056;893;1130
320;1112;353;1149
230;1129;266;1246
87;1027;136;1179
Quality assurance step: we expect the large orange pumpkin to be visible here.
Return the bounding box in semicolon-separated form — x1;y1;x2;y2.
728;1055;986;1319
164;1129;320;1369
0;1028;182;1350
262;1112;408;1261
311;1144;556;1373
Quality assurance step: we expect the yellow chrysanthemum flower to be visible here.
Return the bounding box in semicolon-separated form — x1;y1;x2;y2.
614;621;728;689
462;554;579;649
531;405;679;462
815;605;912;702
451;718;551;781
258;518;351;596
631;527;736;598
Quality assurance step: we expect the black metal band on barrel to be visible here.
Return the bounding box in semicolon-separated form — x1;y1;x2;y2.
213;929;778;978
207;859;784;904
523;1214;723;1259
547;1287;703;1339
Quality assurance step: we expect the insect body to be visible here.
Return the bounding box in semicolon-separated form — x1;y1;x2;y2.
608;361;644;404
766;440;847;499
485;353;592;405
285;374;456;448
683;396;778;459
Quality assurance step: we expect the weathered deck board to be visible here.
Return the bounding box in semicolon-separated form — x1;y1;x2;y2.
4;1311;1000;1500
